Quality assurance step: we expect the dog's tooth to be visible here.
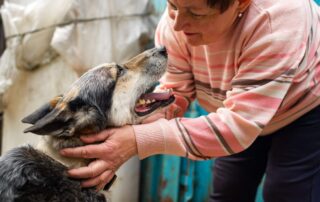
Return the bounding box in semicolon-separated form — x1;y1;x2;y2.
146;99;151;104
140;99;146;105
152;99;156;102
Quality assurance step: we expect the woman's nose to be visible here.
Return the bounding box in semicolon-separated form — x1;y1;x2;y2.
173;12;186;31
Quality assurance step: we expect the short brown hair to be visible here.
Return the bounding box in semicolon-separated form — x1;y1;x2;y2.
207;0;236;13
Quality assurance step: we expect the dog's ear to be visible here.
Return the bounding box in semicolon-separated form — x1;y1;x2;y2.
23;97;107;137
22;108;69;135
21;95;63;124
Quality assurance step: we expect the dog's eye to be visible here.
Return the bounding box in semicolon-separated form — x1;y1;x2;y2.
116;65;126;78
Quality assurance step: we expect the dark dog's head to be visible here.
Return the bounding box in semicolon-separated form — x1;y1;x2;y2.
22;47;174;149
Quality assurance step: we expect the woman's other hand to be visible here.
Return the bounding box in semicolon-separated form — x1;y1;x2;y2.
141;108;166;124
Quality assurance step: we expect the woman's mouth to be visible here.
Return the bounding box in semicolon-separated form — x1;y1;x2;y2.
183;32;199;36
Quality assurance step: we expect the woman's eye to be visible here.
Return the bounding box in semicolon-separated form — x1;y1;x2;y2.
116;65;126;78
190;12;206;19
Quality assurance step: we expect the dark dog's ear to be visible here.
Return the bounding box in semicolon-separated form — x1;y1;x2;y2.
23;108;68;135
21;95;63;124
23;97;107;137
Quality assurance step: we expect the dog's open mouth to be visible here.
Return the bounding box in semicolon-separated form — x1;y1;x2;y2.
135;87;175;116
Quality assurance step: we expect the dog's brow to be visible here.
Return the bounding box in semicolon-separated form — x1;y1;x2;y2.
50;95;63;107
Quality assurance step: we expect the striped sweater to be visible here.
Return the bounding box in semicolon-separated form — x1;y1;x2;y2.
133;0;320;160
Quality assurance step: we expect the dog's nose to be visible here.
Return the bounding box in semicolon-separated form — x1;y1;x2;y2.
158;46;167;57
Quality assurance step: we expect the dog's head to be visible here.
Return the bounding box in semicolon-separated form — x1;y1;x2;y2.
22;47;174;148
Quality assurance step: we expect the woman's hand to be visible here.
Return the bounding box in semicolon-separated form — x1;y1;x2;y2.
141;108;166;124
60;125;137;191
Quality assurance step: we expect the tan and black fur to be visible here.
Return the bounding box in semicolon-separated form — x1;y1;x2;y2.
0;47;174;202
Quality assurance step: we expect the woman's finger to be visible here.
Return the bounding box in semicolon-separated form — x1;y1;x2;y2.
142;108;166;124
95;173;116;191
142;113;165;124
60;142;112;159
80;169;115;189
67;160;108;179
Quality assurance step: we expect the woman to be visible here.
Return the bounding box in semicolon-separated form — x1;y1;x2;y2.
61;0;320;201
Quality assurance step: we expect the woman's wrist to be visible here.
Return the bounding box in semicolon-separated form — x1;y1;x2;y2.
133;119;166;159
127;125;138;158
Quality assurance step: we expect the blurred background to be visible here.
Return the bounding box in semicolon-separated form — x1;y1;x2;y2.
0;0;319;201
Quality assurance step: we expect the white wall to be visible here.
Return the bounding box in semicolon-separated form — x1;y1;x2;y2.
2;58;77;152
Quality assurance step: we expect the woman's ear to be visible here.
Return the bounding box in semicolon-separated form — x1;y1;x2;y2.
238;0;251;13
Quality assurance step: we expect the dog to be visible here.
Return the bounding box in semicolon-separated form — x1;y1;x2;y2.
0;47;174;202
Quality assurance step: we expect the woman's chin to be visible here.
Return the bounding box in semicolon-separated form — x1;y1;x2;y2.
185;36;213;46
186;38;203;46
183;34;202;46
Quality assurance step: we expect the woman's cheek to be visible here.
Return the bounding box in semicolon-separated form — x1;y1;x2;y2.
168;9;176;20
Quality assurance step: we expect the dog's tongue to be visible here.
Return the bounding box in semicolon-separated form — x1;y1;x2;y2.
140;91;172;101
135;89;173;114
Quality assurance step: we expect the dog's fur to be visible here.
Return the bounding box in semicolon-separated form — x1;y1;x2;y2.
0;47;174;202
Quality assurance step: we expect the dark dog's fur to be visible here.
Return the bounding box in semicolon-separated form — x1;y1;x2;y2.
0;47;174;202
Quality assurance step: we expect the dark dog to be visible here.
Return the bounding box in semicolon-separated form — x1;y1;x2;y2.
0;47;174;202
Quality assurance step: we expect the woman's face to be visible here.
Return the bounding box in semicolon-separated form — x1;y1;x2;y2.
167;0;240;46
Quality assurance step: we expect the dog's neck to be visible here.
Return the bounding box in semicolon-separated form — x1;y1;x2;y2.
36;136;88;168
